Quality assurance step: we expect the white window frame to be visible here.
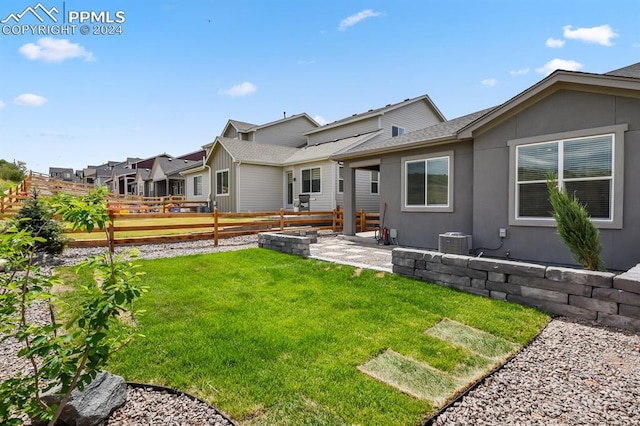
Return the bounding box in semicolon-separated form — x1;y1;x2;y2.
301;166;321;194
216;169;230;196
193;175;203;196
401;150;454;212
392;125;405;137
370;170;379;195
337;165;344;194
508;124;626;229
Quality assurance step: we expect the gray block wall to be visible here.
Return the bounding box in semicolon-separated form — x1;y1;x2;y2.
258;229;317;257
392;248;640;332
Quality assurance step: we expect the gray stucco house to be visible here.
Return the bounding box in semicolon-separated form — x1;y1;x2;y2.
334;63;640;271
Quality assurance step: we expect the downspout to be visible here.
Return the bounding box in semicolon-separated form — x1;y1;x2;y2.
236;161;241;212
203;156;212;209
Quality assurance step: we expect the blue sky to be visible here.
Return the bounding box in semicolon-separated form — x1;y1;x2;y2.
1;0;638;172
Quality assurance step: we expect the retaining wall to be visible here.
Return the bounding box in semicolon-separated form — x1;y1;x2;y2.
257;229;318;257
392;248;640;332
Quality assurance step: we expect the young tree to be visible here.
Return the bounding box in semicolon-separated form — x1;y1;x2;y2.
0;188;147;425
546;173;605;271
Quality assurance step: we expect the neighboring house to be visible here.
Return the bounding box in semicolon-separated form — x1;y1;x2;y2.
82;161;120;187
149;157;200;197
192;96;445;212
220;113;319;147
104;157;143;194
49;167;74;181
333;62;640;271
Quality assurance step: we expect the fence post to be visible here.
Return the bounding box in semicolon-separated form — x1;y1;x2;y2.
162;197;166;213
108;210;115;253
280;208;285;231
361;210;367;232
332;209;336;232
214;207;219;247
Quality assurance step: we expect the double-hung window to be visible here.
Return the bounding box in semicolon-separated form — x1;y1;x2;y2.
302;167;321;193
370;171;379;194
401;151;453;212
216;169;229;195
193;175;203;196
509;124;626;228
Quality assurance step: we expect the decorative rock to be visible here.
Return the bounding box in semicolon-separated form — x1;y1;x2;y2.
546;266;614;288
34;371;127;426
0;258;8;272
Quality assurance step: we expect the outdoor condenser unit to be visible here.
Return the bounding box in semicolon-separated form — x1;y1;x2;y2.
438;232;472;255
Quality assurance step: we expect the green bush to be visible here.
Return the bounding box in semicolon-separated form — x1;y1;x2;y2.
14;191;68;255
547;174;604;271
0;159;26;183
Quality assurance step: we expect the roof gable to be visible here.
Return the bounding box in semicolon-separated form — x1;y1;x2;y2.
459;69;640;138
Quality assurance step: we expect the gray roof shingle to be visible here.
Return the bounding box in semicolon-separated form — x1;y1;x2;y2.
604;62;640;79
216;137;300;165
334;107;495;158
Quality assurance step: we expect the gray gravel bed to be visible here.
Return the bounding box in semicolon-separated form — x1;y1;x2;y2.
432;317;640;425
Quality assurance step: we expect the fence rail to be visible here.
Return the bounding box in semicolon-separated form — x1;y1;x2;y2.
65;208;380;251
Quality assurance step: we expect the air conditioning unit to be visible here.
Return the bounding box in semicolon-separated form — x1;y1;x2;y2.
438;232;472;255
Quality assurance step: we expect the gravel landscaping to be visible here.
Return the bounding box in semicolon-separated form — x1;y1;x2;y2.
2;234;639;425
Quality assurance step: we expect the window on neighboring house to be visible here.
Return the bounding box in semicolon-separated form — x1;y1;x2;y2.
338;166;344;193
171;180;184;195
193;175;203;196
302;167;321;193
392;125;405;137
401;151;453;212
370;171;379;194
64;172;71;179
216;169;229;195
516;135;612;219
509;124;625;229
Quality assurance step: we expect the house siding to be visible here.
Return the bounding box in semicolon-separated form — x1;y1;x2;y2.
290;160;336;211
183;171;210;203
210;145;236;212
335;167;380;212
380;102;443;140
237;164;283;212
256;117;317;147
473;89;640;271
307;116;380;146
352;141;474;249
223;126;238;139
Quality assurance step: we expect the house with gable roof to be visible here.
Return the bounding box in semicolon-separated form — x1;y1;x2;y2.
333;62;640;271
182;94;446;212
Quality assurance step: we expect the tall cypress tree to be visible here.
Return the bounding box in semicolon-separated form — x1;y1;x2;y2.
546;173;604;271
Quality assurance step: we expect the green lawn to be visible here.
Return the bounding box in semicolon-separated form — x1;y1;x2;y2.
58;249;549;425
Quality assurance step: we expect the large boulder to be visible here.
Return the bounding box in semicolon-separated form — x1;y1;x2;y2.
33;371;127;426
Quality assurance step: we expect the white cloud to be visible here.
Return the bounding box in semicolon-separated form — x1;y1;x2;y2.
297;59;316;65
338;9;382;31
536;58;583;76
14;93;48;106
219;82;257;97
633;43;640;49
510;68;530;76
562;24;618;46
313;115;329;125
546;38;565;48
19;37;94;63
481;78;497;87
0;100;4;109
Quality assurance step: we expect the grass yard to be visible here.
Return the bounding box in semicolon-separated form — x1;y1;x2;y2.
58;249;549;425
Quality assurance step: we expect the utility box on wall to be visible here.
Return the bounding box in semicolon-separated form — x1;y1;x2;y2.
438;232;472;255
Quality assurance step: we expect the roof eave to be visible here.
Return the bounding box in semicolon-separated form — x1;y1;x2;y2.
331;135;461;161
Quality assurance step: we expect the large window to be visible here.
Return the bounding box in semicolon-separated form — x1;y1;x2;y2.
193;175;203;196
517;135;612;219
302;167;321;193
338;166;344;193
370;171;379;194
401;151;453;212
508;124;626;228
216;169;229;195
